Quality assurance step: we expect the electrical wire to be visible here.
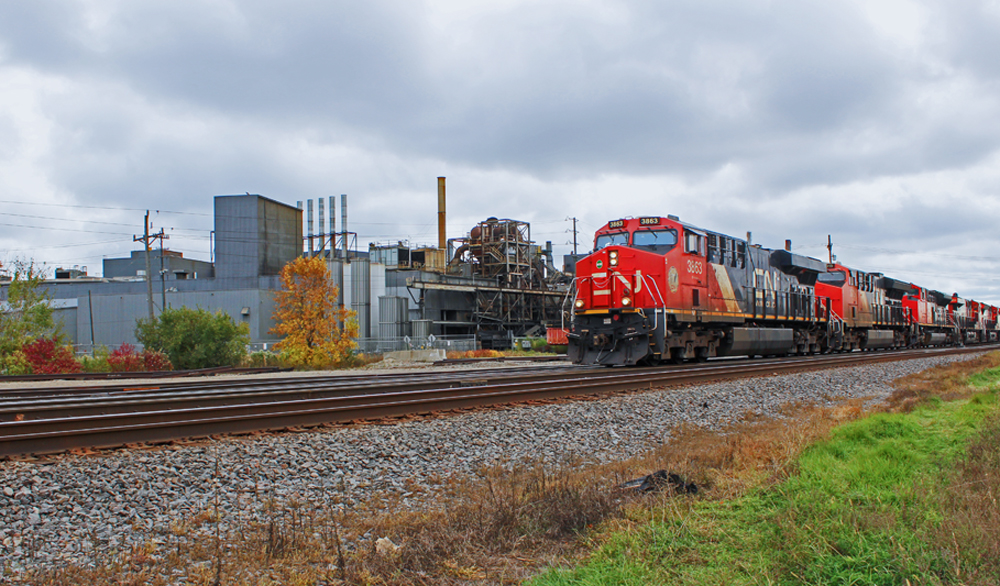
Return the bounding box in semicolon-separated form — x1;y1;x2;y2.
0;222;135;236
0;199;211;216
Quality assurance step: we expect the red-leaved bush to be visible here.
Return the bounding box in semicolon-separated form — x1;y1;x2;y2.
108;343;144;372
142;349;173;371
20;338;82;375
107;343;173;372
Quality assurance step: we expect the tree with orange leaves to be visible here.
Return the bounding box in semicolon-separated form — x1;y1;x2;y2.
270;256;358;369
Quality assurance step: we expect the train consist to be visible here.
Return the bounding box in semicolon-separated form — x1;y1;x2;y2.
567;215;997;366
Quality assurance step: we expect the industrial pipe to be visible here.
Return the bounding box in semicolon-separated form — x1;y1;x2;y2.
438;176;446;250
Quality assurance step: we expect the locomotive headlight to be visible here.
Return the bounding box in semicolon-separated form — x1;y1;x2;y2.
609;250;619;266
574;299;585;309
621;296;631;307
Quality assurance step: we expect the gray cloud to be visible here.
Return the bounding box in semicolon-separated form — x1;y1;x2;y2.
2;0;1000;301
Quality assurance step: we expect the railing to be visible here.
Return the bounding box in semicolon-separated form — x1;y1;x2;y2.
827;307;844;336
72;343;146;356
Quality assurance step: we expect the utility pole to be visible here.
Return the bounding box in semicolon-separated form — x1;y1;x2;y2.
566;217;579;255
159;230;170;311
827;234;834;264
136;211;154;320
134;211;166;319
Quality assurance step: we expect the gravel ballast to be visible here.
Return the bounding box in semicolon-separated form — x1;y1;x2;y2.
0;354;981;574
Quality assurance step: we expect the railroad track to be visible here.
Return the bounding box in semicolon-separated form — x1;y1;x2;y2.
1;345;994;458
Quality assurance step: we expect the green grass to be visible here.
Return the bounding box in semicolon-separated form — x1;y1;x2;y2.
968;365;1000;390
531;385;1000;586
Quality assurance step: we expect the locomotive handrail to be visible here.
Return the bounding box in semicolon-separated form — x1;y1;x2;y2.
639;273;666;333
561;280;577;329
641;273;666;309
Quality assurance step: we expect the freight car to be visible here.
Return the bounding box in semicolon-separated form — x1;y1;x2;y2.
566;215;997;366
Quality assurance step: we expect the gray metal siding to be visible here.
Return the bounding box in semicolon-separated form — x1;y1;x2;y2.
215;194;302;281
87;294;152;346
258;197;302;276
214;195;260;281
103;251;213;280
74;289;280;348
52;307;78;345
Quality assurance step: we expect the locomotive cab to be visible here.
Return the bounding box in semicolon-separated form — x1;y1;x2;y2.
568;216;826;366
569;217;682;365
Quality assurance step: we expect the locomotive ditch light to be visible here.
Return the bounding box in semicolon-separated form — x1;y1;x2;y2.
575;299;585;309
621;296;632;306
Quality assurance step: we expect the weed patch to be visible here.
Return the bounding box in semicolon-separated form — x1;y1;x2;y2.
532;352;1000;586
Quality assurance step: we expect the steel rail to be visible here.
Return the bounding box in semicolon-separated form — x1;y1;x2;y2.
0;345;993;458
0;351;942;421
0;365;288;384
0;365;596;419
0;371;580;421
0;363;582;401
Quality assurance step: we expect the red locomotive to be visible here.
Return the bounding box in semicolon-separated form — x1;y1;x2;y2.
567;215;997;366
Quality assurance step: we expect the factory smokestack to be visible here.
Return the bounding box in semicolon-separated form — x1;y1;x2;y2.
330;195;337;250
318;197;325;253
307;199;314;254
341;194;349;264
437;177;446;250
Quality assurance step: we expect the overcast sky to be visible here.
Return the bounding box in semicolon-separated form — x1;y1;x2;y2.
1;1;998;302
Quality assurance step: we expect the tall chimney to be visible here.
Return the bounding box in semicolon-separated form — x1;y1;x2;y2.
318;197;326;253
328;195;336;253
437;176;446;250
341;194;349;264
338;194;347;314
307;199;314;254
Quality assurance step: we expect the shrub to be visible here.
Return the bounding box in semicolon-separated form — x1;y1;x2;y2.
0;259;58;357
529;337;550;353
142;349;172;371
243;350;282;368
136;307;249;369
20;337;81;374
106;343;174;372
79;346;111;373
0;351;33;375
108;343;145;372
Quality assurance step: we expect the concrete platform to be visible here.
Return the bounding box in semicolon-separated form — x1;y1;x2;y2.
383;349;447;362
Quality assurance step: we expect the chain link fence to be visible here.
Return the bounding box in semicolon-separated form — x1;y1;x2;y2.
355;335;478;355
74;336;479;358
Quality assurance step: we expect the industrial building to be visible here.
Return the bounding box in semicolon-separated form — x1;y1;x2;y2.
1;180;573;352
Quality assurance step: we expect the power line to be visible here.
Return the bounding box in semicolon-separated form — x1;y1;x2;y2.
0;238;129;252
0;222;135;236
0;211;139;228
0;199;211;216
835;243;1000;263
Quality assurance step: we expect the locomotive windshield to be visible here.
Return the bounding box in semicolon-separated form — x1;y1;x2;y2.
595;232;629;250
817;270;847;287
632;229;678;253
